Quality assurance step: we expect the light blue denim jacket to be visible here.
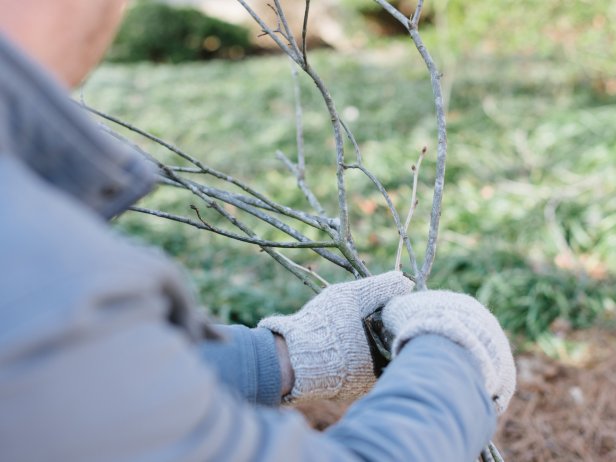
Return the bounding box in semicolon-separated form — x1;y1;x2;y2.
0;32;496;461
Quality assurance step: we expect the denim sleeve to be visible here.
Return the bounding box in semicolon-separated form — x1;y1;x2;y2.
198;325;281;406
326;334;497;461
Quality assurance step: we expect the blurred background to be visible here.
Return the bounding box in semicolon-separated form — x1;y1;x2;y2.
84;1;616;458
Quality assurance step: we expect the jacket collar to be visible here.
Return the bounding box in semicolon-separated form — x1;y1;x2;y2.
0;33;156;219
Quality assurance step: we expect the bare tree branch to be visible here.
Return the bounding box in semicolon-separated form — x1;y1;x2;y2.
94;2;449;294
275;61;329;217
97;117;363;285
340;120;420;277
408;30;447;288
374;0;448;289
162;162;324;292
128;206;336;249
166;165;335;228
85;104;336;234
100;121;356;274
234;1;368;277
97;115;326;290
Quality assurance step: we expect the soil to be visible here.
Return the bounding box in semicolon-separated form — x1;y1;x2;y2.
294;327;616;461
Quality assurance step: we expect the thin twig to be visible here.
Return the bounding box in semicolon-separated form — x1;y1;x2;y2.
266;3;287;42
277;150;327;217
276;252;330;288
304;66;353;245
280;61;328;217
192;205;337;248
236;0;301;64
395;146;426;273
266;2;294;49
291;63;306;176
165;164;336;229
273;0;301;56
301;0;311;66
340;119;363;164
295;64;369;277
410;0;424;27
168;166;203;173
344;162;419;276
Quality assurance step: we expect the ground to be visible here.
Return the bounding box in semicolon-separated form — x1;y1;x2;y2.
294;327;616;461
496;327;616;461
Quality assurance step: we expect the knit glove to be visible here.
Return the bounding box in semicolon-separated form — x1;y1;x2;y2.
382;291;516;414
258;271;414;402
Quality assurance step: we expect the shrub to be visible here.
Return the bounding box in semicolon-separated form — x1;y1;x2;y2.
107;1;251;63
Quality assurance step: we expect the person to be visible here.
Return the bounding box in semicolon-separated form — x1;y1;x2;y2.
0;1;516;461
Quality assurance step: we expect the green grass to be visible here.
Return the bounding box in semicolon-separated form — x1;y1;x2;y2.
84;25;616;335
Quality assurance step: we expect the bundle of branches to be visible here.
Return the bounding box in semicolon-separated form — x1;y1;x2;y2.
88;1;503;460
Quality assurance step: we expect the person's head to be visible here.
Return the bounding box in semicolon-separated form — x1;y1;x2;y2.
0;0;129;88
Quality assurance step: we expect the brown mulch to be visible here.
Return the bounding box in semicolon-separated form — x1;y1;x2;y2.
495;328;616;461
294;328;616;461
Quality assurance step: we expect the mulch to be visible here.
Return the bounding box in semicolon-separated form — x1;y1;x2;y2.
495;328;616;461
294;327;616;461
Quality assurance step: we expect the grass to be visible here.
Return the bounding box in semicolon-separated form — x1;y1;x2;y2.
83;24;616;334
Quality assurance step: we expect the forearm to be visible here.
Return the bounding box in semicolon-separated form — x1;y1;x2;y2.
327;335;497;460
198;325;283;405
199;333;495;461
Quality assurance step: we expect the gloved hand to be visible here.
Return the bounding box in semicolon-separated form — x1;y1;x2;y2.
382;291;516;414
258;271;414;402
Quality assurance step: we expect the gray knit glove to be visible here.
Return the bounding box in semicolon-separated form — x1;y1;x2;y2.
382;291;516;414
258;271;414;402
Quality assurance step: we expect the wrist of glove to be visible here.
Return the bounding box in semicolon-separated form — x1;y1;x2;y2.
258;271;414;402
382;290;516;414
